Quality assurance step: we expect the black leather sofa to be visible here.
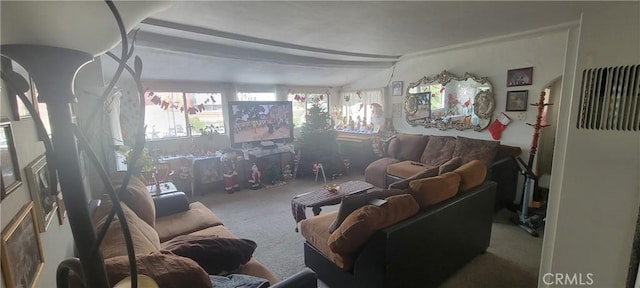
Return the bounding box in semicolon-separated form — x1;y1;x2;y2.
303;181;497;288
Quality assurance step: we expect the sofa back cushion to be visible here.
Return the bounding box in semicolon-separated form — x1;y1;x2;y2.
387;166;440;190
109;171;156;228
453;160;488;192
438;157;463;175
420;135;457;166
395;134;430;162
328;194;419;254
408;172;461;207
328;189;408;233
95;202;161;259
451;136;499;166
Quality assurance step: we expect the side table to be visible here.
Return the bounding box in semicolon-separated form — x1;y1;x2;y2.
146;182;178;196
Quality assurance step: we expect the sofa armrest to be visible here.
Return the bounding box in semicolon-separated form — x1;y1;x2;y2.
153;191;190;218
354;182;496;287
381;135;398;157
487;156;520;210
269;268;317;288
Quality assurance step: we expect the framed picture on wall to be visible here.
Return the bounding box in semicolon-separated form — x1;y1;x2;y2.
1;202;45;288
392;81;403;96
506;90;529;111
1;120;22;201
25;155;58;232
507;67;533;87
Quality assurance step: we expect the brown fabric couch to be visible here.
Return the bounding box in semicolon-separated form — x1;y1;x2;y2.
92;173;316;287
301;161;496;288
364;133;521;210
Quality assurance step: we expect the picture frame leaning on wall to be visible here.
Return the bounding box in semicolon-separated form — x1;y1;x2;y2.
25;155;58;232
1;202;45;288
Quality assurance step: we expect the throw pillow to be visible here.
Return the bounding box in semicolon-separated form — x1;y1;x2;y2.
327;189;407;233
420;136;457;166
439;157;463;175
395;134;429;162
453;160;487;192
408;172;461;207
162;235;257;275
387;166;440;190
328;194;419;254
451;136;499;165
104;251;213;288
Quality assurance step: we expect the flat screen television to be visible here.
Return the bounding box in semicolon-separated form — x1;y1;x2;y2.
228;101;294;147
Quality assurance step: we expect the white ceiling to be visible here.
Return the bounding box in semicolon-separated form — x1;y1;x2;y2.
1;1;606;87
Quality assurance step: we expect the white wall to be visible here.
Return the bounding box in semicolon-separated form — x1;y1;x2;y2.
346;28;571;160
0;80;74;288
541;3;640;287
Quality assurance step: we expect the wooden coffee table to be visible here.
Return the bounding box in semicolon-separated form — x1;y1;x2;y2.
291;180;374;226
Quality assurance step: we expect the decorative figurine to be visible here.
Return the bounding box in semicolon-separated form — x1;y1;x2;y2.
221;152;239;193
282;164;293;181
249;162;262;189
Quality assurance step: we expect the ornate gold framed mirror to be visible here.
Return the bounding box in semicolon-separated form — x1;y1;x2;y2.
404;70;495;131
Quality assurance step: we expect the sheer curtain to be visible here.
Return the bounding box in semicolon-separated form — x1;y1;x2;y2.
339;89;383;131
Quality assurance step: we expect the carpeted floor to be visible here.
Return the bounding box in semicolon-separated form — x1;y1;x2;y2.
193;174;543;288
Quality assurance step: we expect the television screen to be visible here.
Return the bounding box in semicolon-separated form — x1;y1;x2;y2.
228;101;294;147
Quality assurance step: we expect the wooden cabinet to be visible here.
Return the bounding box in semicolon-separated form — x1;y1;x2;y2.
336;132;377;174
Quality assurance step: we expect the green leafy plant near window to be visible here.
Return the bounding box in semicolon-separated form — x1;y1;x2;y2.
297;96;341;177
120;146;154;173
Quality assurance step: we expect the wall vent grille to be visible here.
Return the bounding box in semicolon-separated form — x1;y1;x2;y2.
578;65;640;131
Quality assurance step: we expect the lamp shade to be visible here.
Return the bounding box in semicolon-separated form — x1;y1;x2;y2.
0;1;172;56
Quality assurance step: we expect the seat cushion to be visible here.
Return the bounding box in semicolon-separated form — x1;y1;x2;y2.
387;166;440;190
156;202;224;242
408;172;461;207
328;189;408;233
386;161;434;179
327;194;419;255
453;160;488;192
300;211;355;270
103;252;213;288
420;135;457;166
452;136;499;165
95;203;161;259
395;134;430;162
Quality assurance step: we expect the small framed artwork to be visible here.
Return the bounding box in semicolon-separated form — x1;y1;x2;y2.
506;90;529;111
507;67;533;87
25;155;57;232
1;202;45;288
1;121;22;201
392;81;403;96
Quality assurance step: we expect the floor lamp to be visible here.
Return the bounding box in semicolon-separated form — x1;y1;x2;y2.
1;2;170;287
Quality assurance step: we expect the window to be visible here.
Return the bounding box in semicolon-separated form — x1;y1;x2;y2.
186;93;224;135
237;92;276;101
287;93;328;127
338;89;383;132
144;91;224;140
144;92;187;140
